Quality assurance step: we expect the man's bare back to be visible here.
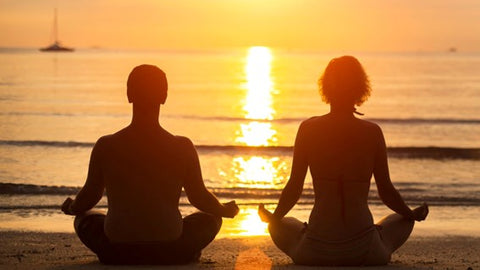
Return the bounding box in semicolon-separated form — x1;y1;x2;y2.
97;126;194;241
61;65;238;264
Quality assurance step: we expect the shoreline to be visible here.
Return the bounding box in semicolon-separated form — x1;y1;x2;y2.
0;231;479;269
2;204;480;238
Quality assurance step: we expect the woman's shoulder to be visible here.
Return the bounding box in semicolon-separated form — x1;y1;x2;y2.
301;115;327;126
357;118;383;132
297;116;323;132
354;119;385;142
299;115;383;134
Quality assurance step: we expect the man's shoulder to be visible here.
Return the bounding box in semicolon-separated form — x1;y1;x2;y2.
172;135;195;149
98;127;132;143
95;133;117;145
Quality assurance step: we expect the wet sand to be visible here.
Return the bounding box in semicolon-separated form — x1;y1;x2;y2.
0;231;479;269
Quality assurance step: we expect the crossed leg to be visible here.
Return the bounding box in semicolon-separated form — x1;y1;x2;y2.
258;204;304;257
260;204;420;266
73;210;222;264
376;212;415;253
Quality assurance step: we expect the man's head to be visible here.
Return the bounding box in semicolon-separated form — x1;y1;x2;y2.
127;65;168;104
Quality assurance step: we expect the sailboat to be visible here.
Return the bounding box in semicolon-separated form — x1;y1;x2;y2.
40;8;74;52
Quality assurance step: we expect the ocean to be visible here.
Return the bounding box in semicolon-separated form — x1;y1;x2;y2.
0;47;479;237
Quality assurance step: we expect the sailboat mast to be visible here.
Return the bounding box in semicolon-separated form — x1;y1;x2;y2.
53;8;58;43
40;8;73;52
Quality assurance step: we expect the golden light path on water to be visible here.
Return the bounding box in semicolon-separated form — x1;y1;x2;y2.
232;46;281;236
243;46;274;120
232;156;286;189
236;46;277;147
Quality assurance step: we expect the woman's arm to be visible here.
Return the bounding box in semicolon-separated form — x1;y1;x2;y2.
373;126;416;219
273;122;309;219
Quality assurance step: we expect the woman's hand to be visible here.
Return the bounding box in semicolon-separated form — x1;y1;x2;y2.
412;202;429;221
61;197;75;215
222;200;239;218
258;203;278;223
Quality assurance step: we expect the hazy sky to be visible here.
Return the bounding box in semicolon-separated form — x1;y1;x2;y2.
1;0;479;52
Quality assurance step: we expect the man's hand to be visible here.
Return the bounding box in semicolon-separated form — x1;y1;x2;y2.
61;197;75;215
412;202;429;221
222;200;239;218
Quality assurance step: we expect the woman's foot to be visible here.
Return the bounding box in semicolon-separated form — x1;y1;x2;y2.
258;203;274;223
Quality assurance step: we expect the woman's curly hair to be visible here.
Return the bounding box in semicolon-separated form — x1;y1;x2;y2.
318;56;371;106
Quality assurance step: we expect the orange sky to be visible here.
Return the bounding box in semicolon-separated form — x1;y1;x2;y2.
1;0;479;52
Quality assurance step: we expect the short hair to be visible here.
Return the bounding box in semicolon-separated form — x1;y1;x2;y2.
127;64;168;104
318;56;371;106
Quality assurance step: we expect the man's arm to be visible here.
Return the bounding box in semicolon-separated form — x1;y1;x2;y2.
62;138;106;215
182;138;238;218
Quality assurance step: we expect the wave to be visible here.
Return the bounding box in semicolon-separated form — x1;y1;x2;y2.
0;183;80;195
0;111;129;118
122;115;480;125
1;111;480;125
1;139;479;159
0;140;94;148
1;183;479;207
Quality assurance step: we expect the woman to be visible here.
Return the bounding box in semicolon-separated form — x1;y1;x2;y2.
258;56;428;266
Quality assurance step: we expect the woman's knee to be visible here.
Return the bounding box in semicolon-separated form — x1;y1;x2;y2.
268;217;305;254
269;217;304;235
378;213;414;233
377;213;414;252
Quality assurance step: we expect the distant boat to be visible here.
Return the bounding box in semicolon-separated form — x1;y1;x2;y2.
40;8;74;52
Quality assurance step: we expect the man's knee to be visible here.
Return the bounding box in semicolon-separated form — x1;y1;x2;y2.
184;212;222;233
208;213;223;232
73;210;106;235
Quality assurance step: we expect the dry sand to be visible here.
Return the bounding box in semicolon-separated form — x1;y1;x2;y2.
0;231;479;270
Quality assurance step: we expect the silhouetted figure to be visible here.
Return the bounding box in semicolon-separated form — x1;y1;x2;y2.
62;65;239;265
258;56;428;266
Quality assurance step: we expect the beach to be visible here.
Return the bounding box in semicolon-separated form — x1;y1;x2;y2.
1;231;479;269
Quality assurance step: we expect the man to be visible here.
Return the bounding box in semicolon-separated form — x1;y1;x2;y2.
62;64;239;264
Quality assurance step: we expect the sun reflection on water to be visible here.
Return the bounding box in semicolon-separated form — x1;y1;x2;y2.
230;46;282;236
244;46;275;120
235;207;269;236
232;156;286;189
236;46;277;147
235;122;277;147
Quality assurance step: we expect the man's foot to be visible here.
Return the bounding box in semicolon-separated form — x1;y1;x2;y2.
258;204;274;223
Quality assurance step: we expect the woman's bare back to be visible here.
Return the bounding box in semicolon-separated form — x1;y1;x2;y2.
298;113;382;239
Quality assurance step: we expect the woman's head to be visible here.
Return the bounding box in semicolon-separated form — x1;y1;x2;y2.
318;56;371;107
